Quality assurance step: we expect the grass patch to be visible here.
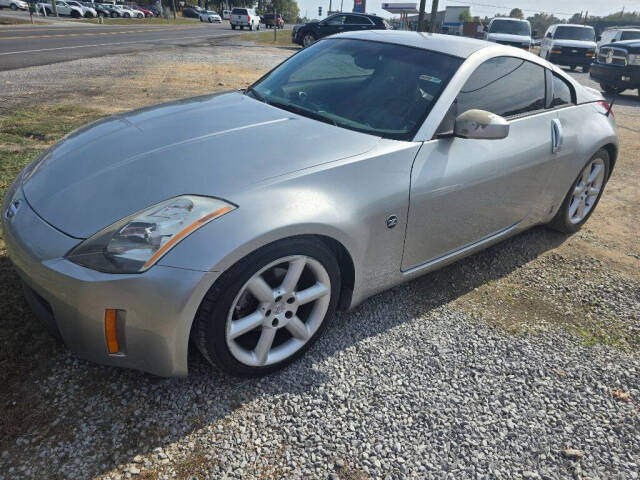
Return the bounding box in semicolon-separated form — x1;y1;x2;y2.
0;104;103;197
0;16;49;25
243;30;297;47
79;17;201;25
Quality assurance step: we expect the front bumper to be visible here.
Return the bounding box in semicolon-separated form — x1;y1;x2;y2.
2;181;219;376
590;63;640;89
548;52;593;67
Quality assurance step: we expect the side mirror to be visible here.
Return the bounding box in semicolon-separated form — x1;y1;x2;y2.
610;38;615;42
546;32;552;38
454;109;509;140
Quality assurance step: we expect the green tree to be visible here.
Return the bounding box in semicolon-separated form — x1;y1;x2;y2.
256;0;299;23
509;8;523;19
459;8;472;22
569;12;583;23
527;12;561;37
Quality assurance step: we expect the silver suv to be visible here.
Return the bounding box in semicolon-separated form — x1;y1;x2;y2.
230;7;260;30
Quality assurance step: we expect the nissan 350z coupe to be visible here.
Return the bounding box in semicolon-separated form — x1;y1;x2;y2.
3;31;618;377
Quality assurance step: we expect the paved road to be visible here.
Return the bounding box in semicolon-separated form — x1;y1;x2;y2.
0;22;258;71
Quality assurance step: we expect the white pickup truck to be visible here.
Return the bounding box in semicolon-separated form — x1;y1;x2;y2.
38;0;84;17
230;7;260;30
0;0;28;10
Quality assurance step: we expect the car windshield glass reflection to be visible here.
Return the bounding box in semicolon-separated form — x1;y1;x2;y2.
489;20;531;36
248;39;462;140
554;26;595;41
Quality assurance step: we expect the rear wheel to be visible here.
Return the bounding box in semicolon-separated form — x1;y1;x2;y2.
569;65;576;71
548;149;610;233
10;3;18;10
71;10;80;18
194;237;340;377
231;24;236;29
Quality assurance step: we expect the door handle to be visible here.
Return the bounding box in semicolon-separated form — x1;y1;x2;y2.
551;118;563;154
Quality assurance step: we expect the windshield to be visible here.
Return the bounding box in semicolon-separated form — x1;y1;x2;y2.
248;39;462;141
554;26;595;41
621;30;640;41
489;19;531;36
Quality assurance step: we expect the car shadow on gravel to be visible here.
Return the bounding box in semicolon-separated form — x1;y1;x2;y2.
0;226;568;478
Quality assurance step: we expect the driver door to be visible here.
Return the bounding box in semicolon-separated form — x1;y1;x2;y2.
402;57;558;270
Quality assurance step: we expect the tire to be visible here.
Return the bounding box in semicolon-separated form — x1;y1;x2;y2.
583;65;590;73
110;11;116;17
231;24;235;29
600;83;624;94
137;13;143;18
256;24;260;30
548;149;610;234
199;16;203;21
240;25;243;30
302;32;316;48
193;237;341;377
10;3;18;10
569;65;576;71
124;12;130;18
248;24;253;30
71;10;80;18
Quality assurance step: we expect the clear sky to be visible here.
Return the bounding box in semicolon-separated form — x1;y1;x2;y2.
297;0;640;20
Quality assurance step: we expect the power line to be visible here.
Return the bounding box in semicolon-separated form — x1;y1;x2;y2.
444;0;584;16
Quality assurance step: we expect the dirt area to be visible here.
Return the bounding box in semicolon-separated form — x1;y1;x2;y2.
0;42;638;480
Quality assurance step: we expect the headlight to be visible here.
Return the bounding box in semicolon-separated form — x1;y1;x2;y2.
628;54;640;66
67;195;235;273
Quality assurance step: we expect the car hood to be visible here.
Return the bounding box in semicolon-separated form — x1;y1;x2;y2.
603;39;640;53
551;39;596;49
22;92;380;239
487;33;531;44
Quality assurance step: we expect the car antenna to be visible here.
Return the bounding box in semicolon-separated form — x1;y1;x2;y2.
606;93;617;117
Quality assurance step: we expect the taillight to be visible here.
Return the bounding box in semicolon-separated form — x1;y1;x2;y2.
596;100;614;117
247;15;251;21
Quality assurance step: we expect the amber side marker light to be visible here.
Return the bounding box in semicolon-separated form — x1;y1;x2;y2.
105;309;119;354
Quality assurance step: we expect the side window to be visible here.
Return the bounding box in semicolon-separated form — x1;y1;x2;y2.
456;57;546;118
326;15;346;25
550;73;575;108
345;15;372;25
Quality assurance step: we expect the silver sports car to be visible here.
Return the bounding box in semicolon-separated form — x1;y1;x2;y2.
3;31;618;377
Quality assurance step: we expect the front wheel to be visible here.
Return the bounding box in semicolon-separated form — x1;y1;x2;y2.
302;32;316;48
71;10;80;18
231;24;236;29
124;12;130;18
548;149;610;233
10;3;18;10
194;237;340;377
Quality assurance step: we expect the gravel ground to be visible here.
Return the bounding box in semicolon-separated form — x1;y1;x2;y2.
1;44;639;480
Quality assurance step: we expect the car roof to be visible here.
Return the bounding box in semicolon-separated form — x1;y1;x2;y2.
335;30;492;58
553;23;594;29
491;17;528;22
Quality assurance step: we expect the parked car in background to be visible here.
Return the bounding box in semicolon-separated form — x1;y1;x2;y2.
181;6;202;18
66;0;96;17
590;39;640;95
3;32;618;377
147;4;160;16
119;4;144;18
101;3;122;17
199;9;221;22
292;13;389;47
38;0;84;17
597;27;640;51
540;24;597;72
262;13;284;29
136;6;155;17
0;0;28;10
85;2;110;16
484;17;532;49
230;7;260;30
222;9;230;19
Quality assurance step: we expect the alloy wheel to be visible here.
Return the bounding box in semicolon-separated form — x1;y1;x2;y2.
302;34;315;48
225;255;331;367
568;158;605;224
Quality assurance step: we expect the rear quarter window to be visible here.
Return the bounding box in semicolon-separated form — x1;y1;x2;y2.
550;73;575;108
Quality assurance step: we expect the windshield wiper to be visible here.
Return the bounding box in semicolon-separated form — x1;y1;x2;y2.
268;100;338;128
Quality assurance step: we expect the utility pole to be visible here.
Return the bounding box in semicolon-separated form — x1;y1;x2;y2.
52;0;58;16
329;0;332;14
417;0;426;31
584;10;588;24
428;0;438;33
362;0;366;13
